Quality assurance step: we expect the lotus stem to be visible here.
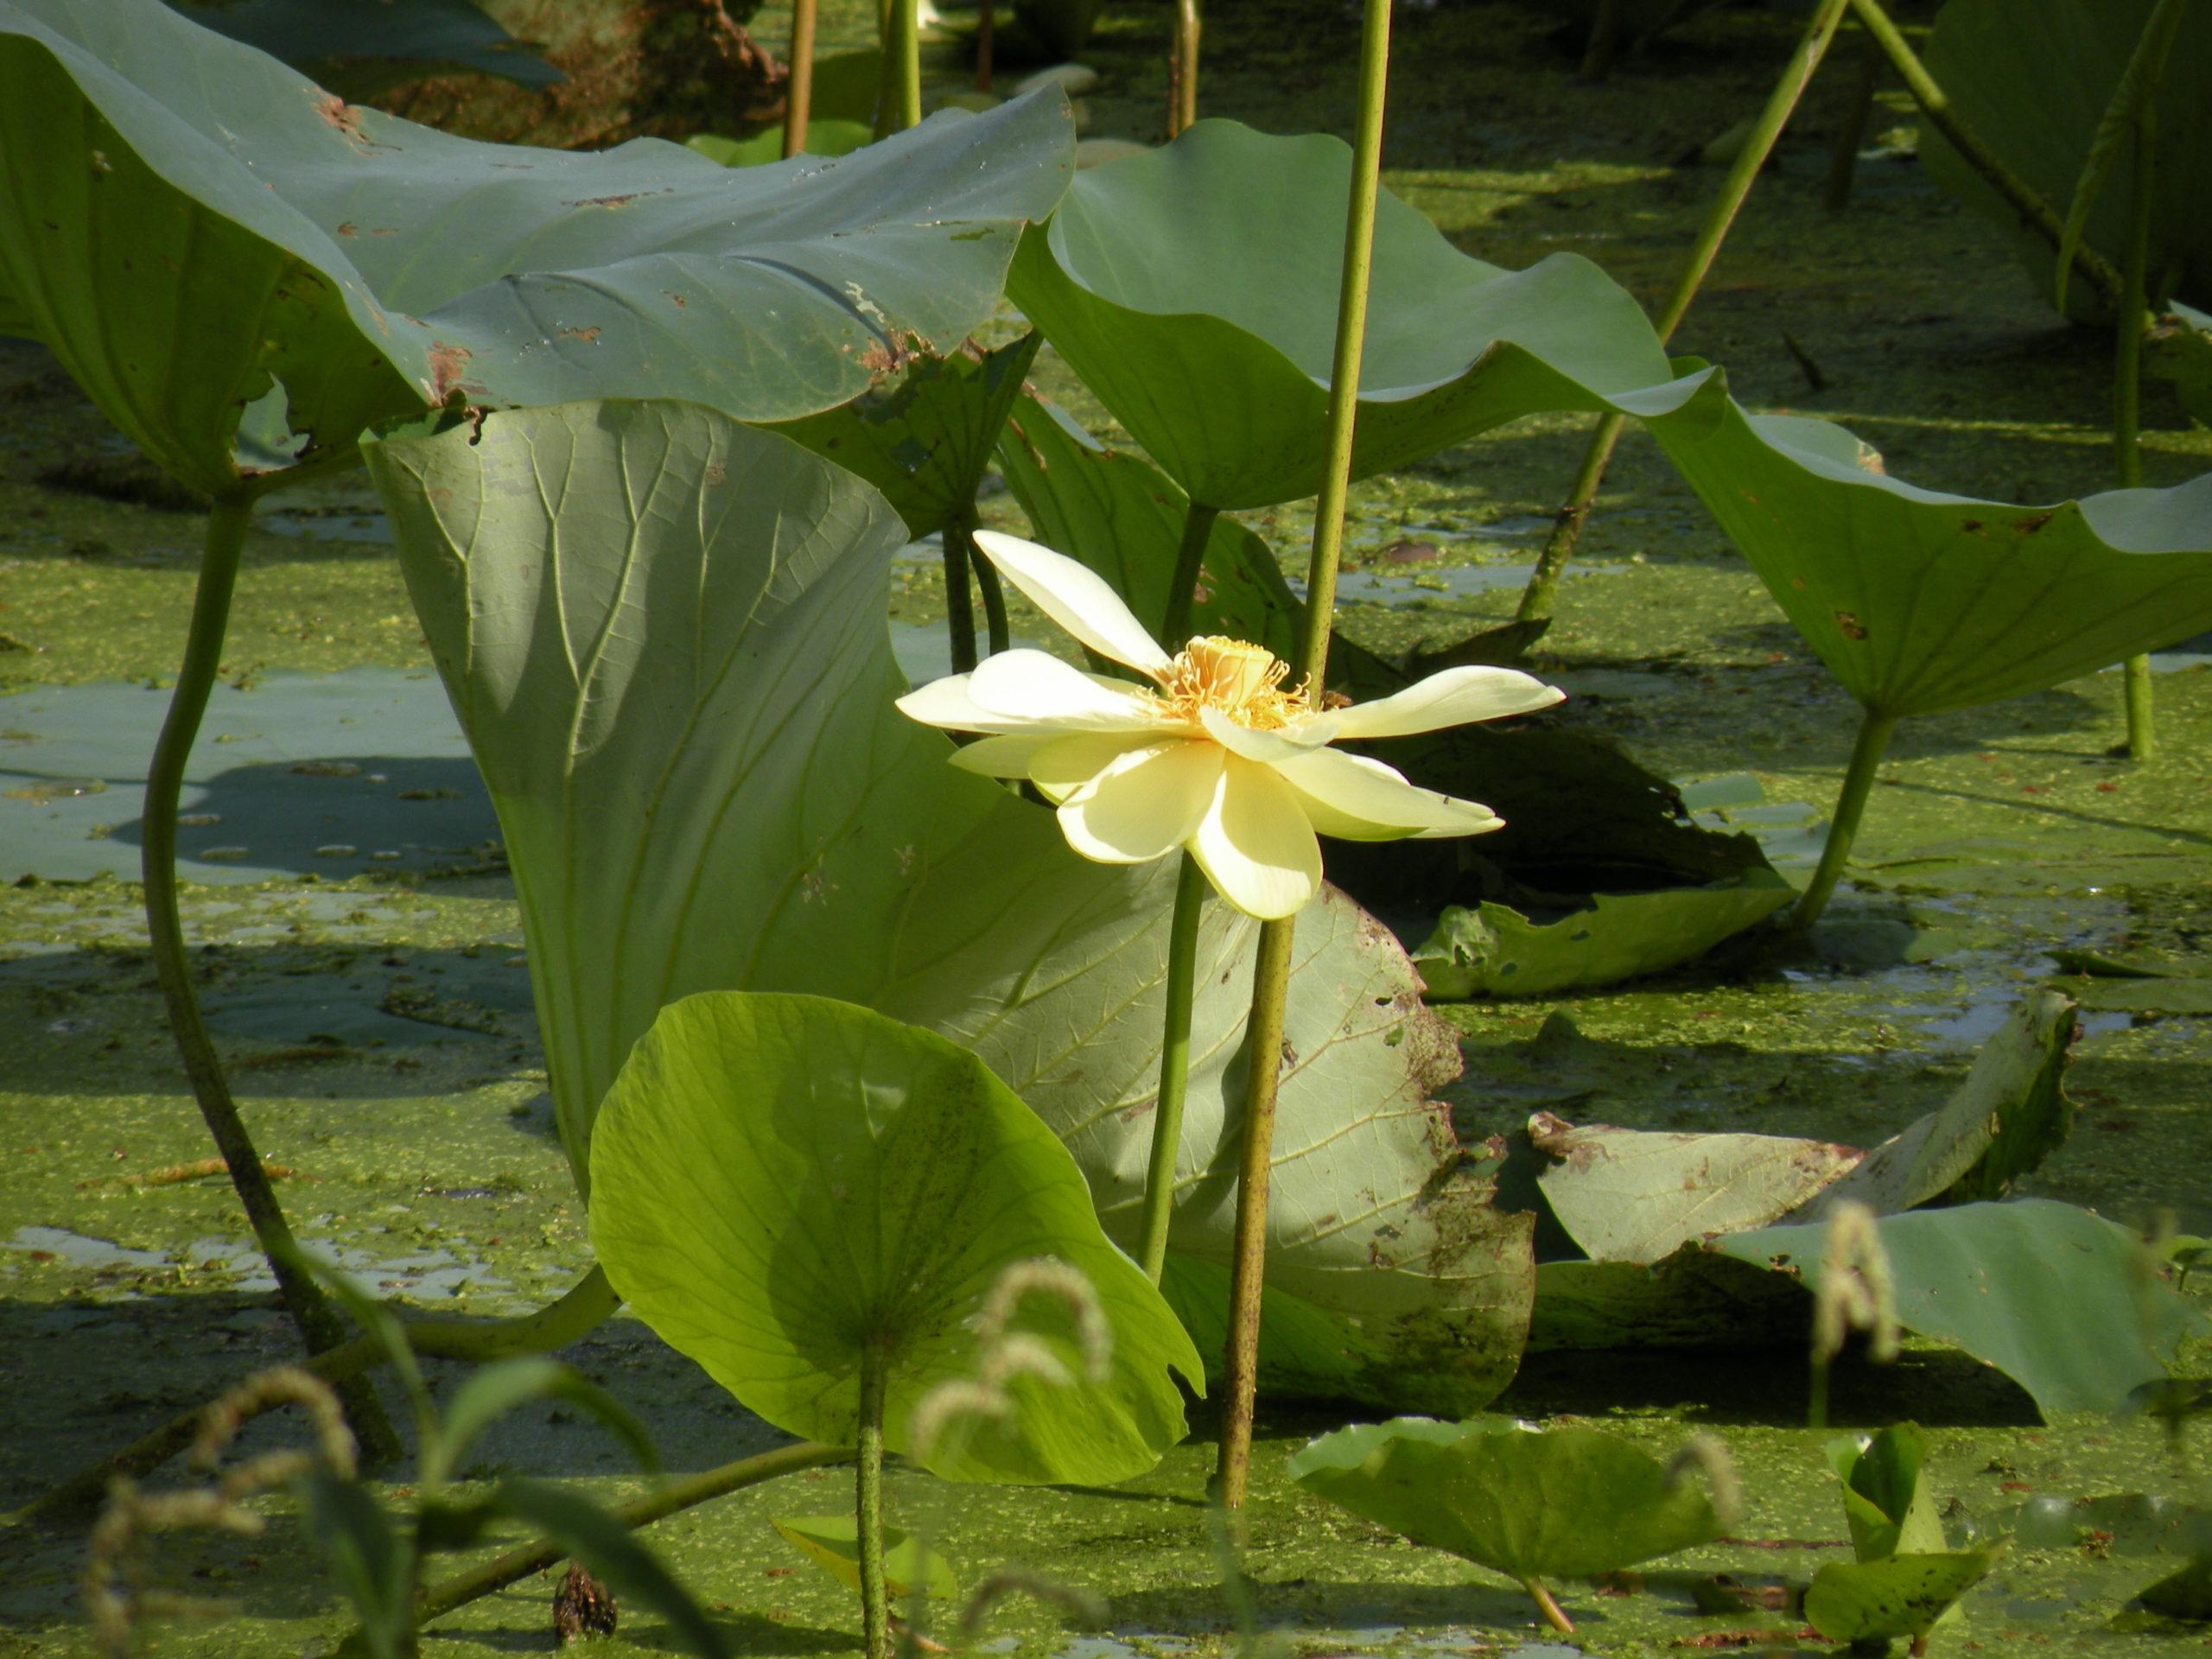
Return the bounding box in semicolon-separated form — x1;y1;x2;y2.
1216;0;1392;1512
22;1267;620;1524
944;523;980;675
1792;706;1899;931
876;0;922;139
1578;0;1624;82
785;0;817;159
1517;0;1851;624
975;0;994;89
1138;853;1207;1284
857;1341;892;1659
1523;1576;1575;1636
139;496;397;1464
1847;0;2122;312
1162;502;1219;646
969;529;1012;658
1168;0;1201;137
411;1440;852;1630
2118;86;2157;759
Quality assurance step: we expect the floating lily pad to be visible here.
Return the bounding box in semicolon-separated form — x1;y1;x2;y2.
771;1515;956;1599
1007;118;1721;510
1287;1417;1724;1583
588;990;1201;1484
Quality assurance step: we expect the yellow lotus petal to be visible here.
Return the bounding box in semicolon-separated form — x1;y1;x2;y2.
1312;665;1565;742
1190;754;1321;919
896;672;1039;735
973;530;1175;675
967;648;1164;731
946;731;1064;778
1196;702;1332;762
1028;731;1180;804
1271;747;1503;841
1052;741;1224;863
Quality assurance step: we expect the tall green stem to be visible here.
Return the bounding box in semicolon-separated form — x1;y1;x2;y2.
1138;853;1207;1284
1516;0;1851;626
1213;0;1390;1510
855;1342;891;1659
25;1267;619;1522
943;522;979;676
1822;22;1881;212
1168;0;1201;136
2118;94;2157;759
143;497;395;1459
1791;706;1899;931
1162;501;1219;646
411;1440;851;1630
1848;0;2122;311
875;0;921;139
969;531;1011;658
784;0;817;158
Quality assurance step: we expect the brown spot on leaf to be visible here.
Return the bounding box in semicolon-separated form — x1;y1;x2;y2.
1834;611;1867;640
564;188;670;209
665;291;688;308
2013;512;2055;535
556;326;602;344
425;341;476;404
702;461;727;486
335;222;358;238
857;334;919;378
1961;518;1984;533
310;92;377;153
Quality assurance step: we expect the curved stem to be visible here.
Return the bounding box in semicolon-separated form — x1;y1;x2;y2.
22;1268;620;1523
784;0;818;158
1517;0;1851;625
1161;502;1219;648
856;1342;891;1659
943;522;979;676
413;1440;852;1629
1138;853;1207;1284
143;498;395;1460
1522;1576;1575;1636
1791;707;1899;931
2124;656;2155;758
970;533;1011;658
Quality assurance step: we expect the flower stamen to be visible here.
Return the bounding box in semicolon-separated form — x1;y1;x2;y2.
1151;636;1313;730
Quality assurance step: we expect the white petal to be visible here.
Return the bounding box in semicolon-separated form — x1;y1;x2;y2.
967;649;1164;732
1271;747;1503;841
946;732;1062;778
1027;732;1180;804
1190;755;1322;920
972;531;1174;675
1053;741;1224;864
1314;666;1565;741
896;673;1039;735
1197;702;1333;763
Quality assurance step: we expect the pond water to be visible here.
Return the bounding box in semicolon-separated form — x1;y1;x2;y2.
2;0;2209;1655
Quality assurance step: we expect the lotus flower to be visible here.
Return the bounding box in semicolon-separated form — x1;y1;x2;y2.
897;531;1565;919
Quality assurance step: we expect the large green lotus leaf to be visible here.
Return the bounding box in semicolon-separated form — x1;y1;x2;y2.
1827;1424;1943;1561
1529;990;2078;1264
1711;1200;2206;1419
364;397;1535;1416
995;392;1302;662
0;0;1072;495
167;0;560;92
1804;1549;2005;1645
1286;1416;1723;1581
1527;1250;1806;1353
588;991;1199;1484
1651;395;2212;716
1408;878;1794;1001
1919;0;2212;319
1006;118;1723;511
688;122;877;168
769;333;1044;538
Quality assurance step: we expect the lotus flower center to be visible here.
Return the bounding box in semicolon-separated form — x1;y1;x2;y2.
1154;635;1310;729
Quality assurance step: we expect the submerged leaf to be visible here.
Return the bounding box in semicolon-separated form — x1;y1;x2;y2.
588;991;1201;1484
366;398;1536;1416
1287;1417;1724;1581
771;1515;957;1599
1007;118;1723;510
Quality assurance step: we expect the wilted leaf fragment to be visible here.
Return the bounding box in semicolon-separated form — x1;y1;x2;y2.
587;990;1200;1486
1287;1417;1723;1582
